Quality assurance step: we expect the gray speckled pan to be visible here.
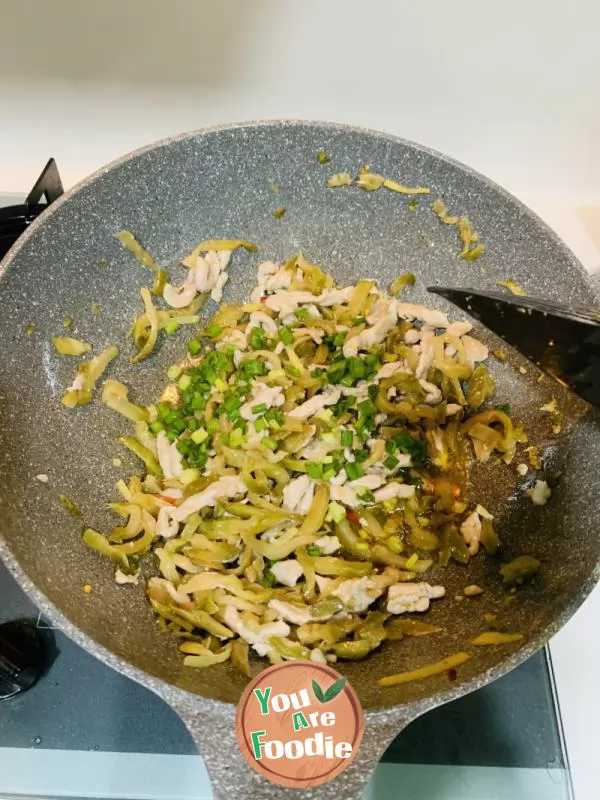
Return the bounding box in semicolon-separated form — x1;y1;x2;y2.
1;121;599;799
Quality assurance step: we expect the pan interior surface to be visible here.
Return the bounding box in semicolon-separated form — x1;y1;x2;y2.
0;122;599;710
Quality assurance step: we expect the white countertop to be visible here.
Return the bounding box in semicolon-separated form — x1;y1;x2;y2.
1;1;600;796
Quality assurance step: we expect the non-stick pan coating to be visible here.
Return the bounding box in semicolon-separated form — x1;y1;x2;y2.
1;122;599;712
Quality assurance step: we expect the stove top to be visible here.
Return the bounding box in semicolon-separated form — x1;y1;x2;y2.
0;165;574;800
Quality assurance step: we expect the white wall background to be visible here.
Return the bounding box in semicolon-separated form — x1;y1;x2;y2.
0;0;598;196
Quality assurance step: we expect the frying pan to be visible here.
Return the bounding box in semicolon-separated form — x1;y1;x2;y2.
1;121;599;799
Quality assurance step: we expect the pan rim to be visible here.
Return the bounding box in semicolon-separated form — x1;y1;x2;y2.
1;118;599;722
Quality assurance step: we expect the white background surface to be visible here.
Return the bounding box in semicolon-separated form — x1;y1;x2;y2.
1;2;599;798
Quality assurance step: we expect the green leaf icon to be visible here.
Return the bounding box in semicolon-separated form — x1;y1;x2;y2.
312;679;326;703
323;676;347;702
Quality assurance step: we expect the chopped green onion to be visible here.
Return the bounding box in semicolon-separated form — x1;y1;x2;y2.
167;364;182;381
229;428;244;448
176;374;190;391
386;535;404;554
344;462;363;480
248;327;266;350
333;332;346;347
180;468;201;485
352;316;366;326
354;541;370;552
165;320;180;335
327;362;346;383
191;428;208;445
262;437;278;451
262;569;276;587
358;489;375;503
205;325;222;338
405;553;419;569
279;326;294;346
357;399;376;417
384;455;399;471
251;402;268;415
272;207;287;220
325;501;346;523
149;421;164;434
348;357;366;378
317;150;330;164
341;429;353;447
187;338;202;356
306;462;323;480
254;417;268;432
242;359;268;378
306;545;322;556
295;307;310;320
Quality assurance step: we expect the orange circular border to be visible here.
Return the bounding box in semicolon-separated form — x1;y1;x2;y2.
236;661;364;788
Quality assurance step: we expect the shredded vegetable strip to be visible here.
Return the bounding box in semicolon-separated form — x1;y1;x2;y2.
131;288;158;363
117;230;167;296
378;652;472;686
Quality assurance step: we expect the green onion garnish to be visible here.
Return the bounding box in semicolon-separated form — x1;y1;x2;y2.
164;321;180;335
262;569;276;587
251;402;268;415
306;462;323;480
344;462;363;480
348;358;366;378
279;326;294;346
191;428;208;445
357;399;376;417
341;429;353;447
205;325;222;338
187;338;202;356
262;437;277;451
248;327;266;350
229;428;244;448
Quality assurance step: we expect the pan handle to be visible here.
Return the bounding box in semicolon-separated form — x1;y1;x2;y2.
167;695;414;799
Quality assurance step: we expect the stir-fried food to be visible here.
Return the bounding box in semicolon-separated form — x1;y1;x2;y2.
84;244;530;673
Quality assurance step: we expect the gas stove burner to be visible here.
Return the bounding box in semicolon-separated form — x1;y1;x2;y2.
0;158;63;260
0;620;50;699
